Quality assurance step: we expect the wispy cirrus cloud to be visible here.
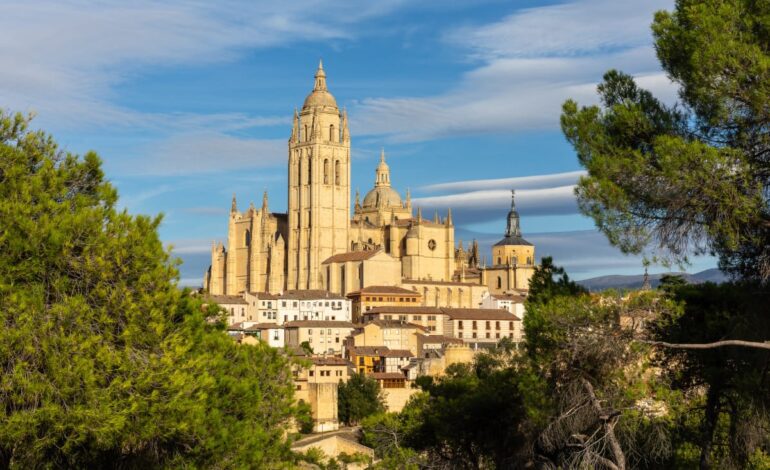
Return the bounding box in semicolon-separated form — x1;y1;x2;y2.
0;0;410;176
413;170;582;224
352;0;676;142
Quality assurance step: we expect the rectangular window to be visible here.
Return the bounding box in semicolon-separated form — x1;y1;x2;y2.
496;321;500;330
309;370;314;376
413;315;421;321
458;321;464;329
472;332;477;338
282;301;287;307
308;329;313;335
486;332;490;339
472;321;477;329
509;321;513;329
486;321;490;329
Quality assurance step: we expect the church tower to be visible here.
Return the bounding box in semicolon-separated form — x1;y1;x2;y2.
287;61;351;289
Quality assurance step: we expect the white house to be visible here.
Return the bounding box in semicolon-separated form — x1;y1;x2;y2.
479;292;526;322
277;290;351;324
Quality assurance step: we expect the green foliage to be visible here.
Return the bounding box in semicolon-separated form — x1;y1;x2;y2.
0;112;297;468
526;256;587;304
561;0;770;280
651;281;770;468
296;399;314;435
337;373;385;425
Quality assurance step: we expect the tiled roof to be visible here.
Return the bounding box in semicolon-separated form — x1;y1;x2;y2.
381;349;414;358
227;322;246;331
419;334;463;344
443;308;520;321
371;372;407;380
248;292;281;300
280;290;346;300
347;285;420;296
322;250;382;264
350;346;391;356
368;319;428;331
243;323;283;331
491;293;526;302
365;306;443;315
402;279;479;287
493;235;533;246
206;295;247;305
283;320;356;328
311;356;352;366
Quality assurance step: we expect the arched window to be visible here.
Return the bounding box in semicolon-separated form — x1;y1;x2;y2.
497;257;502;265
335;160;340;185
497;276;502;289
304;125;308;141
367;238;373;244
329;125;335;142
340;266;346;295
245;229;251;247
308;158;312;184
323;159;329;184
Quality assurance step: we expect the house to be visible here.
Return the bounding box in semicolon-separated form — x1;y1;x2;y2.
349;319;427;356
346;285;422;323
204;295;250;325
443;308;522;345
361;306;446;335
277;290;352;324
243;323;285;348
479;291;527;321
284;320;356;355
293;356;354;433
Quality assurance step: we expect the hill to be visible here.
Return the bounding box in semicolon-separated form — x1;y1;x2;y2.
576;268;727;292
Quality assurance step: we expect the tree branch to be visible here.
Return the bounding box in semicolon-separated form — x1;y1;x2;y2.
638;339;770;351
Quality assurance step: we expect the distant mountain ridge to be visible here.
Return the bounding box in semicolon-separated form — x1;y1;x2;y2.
576;268;727;292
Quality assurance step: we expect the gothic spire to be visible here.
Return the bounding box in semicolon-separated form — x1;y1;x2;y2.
231;193;237;213
341;108;350;142
405;187;411;208
375;148;391;187
505;189;521;237
290;108;299;142
262;190;269;211
447;207;453;226
433;210;440;224
314;59;327;91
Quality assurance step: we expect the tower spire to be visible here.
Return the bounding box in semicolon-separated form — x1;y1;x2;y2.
231;193;237;213
505;189;521;237
341;108;350;142
447;207;453;226
290;108;299;142
262;190;269;211
314;59;327;91
375;148;391;187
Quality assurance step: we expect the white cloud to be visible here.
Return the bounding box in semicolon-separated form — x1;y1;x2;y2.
414;185;578;223
117;133;286;176
423;170;586;193
351;0;678;142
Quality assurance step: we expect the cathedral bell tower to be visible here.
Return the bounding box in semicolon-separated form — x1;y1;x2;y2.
287;61;351;289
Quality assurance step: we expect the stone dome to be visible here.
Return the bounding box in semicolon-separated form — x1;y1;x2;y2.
303;60;338;109
303;89;337;109
362;186;402;209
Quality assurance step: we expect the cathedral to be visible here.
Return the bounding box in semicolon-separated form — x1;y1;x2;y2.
204;62;536;304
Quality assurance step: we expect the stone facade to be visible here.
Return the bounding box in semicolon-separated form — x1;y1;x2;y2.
203;62;536;301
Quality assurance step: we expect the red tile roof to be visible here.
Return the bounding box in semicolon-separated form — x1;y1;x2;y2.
283;320;356;328
365;306;444;315
322;250;382;264
347;285;420;296
370;372;407;380
443;308;520;321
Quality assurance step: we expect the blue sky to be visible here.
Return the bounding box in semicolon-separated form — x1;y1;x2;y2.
1;0;717;285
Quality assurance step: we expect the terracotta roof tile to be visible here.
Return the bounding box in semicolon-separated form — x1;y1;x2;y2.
365;306;444;315
283;320;356;328
442;308;520;321
347;285;420;296
280;290;346;300
322;250;382;264
367;319;428;331
371;372;407;380
350;346;390;356
206;295;247;305
311;356;352;366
